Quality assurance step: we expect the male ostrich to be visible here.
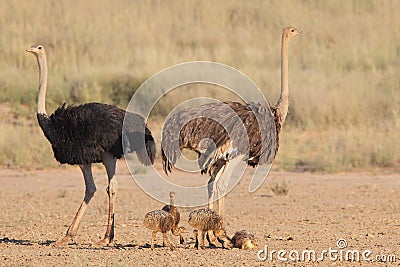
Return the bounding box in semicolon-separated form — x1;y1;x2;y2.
162;27;300;227
26;45;156;246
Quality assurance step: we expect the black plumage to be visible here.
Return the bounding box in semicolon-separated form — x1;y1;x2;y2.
27;44;156;246
37;102;155;166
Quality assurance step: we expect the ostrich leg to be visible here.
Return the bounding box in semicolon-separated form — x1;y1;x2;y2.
162;232;175;250
151;231;156;250
207;177;215;210
207;166;226;210
97;152;117;246
54;165;96;246
216;157;242;228
193;230;199;249
206;166;225;247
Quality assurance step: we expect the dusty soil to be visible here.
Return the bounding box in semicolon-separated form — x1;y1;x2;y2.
0;162;399;266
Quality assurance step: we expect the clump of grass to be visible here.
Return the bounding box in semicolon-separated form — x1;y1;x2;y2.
269;179;289;196
0;122;57;168
133;165;147;175
103;75;144;108
276;121;400;172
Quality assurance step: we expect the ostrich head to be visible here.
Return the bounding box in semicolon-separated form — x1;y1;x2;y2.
214;228;233;249
283;26;301;40
26;44;48;114
213;228;227;237
26;44;45;57
176;226;187;234
243;238;258;250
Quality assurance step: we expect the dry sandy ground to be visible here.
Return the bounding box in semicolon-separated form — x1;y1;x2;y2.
0;162;399;266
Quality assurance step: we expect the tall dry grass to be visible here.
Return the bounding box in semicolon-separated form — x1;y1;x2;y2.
0;0;399;171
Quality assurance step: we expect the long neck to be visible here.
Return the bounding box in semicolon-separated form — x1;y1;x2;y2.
169;196;175;212
274;35;290;125
37;53;48;115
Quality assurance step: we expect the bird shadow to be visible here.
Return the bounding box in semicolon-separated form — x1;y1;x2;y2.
0;236;226;250
139;243;174;250
0;237;138;250
259;194;273;198
63;242;138;250
140;243;155;249
184;238;227;250
0;237;33;246
140;242;194;250
39;240;59;246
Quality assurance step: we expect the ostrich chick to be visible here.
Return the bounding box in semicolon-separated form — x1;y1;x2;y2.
231;230;258;250
143;210;186;250
162;191;184;244
188;208;232;249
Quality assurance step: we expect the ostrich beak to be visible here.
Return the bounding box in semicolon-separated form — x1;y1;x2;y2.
26;47;33;53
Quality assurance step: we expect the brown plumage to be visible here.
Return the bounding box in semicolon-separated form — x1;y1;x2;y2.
231;230;258;250
143;210;186;250
162;191;184;244
162;101;278;177
188;208;232;249
161;27;300;228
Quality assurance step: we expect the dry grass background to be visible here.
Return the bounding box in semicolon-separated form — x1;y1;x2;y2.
0;0;399;171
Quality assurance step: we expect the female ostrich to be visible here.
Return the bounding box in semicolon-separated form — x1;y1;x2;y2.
26;45;156;246
162;27;300;227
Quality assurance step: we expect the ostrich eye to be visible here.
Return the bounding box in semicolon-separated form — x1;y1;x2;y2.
38;46;42;50
291;29;295;32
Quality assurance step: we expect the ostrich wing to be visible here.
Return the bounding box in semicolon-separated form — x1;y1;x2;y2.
123;111;156;166
37;102;155;166
161;101;277;174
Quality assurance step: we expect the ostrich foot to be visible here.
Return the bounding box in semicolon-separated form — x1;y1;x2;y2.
53;235;73;247
206;232;217;247
97;237;114;247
